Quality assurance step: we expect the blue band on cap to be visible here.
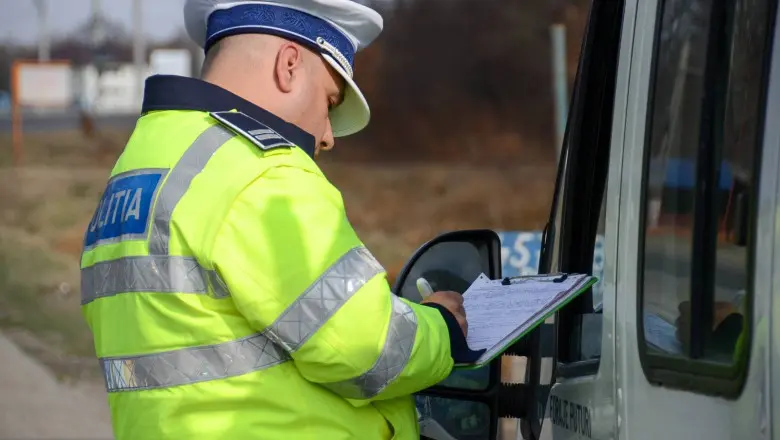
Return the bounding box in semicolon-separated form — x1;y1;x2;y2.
206;3;356;68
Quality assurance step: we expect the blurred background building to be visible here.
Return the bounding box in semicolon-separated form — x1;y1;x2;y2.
0;0;588;158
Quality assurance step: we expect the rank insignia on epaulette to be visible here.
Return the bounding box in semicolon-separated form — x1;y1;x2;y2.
209;111;293;151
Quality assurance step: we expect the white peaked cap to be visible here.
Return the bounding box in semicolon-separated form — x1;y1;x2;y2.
184;0;384;137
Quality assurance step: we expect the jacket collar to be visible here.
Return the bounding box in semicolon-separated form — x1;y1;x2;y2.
141;75;316;158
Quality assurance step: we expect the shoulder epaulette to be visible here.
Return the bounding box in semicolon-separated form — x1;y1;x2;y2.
209;111;294;151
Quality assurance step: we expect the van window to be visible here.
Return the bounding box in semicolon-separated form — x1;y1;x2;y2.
638;0;774;394
640;0;714;360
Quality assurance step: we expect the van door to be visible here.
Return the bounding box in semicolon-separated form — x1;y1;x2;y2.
542;0;778;438
613;0;778;438
542;0;779;438
528;0;629;438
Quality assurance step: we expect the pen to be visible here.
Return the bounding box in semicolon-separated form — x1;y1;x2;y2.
416;277;435;299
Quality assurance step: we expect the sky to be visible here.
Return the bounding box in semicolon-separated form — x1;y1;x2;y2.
1;0;188;45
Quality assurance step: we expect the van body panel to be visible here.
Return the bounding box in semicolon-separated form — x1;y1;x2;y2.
546;0;778;439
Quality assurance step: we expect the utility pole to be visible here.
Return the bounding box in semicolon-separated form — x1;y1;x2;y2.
132;0;146;110
32;0;50;62
550;24;569;161
91;0;105;53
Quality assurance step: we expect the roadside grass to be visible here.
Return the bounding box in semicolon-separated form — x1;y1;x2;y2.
0;164;110;384
0;233;101;383
0;129;129;168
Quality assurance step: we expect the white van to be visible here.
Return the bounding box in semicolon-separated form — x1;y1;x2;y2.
392;0;779;438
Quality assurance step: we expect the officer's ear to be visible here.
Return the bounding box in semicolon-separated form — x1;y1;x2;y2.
275;42;305;93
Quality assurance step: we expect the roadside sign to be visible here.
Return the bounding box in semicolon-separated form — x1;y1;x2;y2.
13;61;73;108
10;60;74;165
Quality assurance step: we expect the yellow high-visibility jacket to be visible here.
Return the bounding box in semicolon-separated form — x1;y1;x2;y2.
80;75;462;440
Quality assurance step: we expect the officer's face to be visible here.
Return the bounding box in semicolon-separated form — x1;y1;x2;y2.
311;56;346;157
304;54;345;157
275;43;344;155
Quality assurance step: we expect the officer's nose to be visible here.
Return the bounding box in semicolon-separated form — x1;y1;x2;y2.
320;119;335;152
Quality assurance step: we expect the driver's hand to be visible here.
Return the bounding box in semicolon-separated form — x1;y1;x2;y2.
421;291;468;337
675;300;740;348
675;301;692;349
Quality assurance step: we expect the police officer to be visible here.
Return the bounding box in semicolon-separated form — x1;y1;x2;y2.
79;1;483;439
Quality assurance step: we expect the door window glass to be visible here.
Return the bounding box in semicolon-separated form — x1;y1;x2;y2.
641;0;714;358
705;0;770;360
639;0;773;381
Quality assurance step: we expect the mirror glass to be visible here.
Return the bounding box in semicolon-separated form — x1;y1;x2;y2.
398;241;487;302
398;240;492;391
417;395;491;440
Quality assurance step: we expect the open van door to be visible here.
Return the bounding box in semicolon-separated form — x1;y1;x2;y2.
531;0;626;438
540;0;778;438
389;0;627;438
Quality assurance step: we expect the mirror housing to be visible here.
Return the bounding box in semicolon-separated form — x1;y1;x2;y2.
391;229;503;440
393;229;503;301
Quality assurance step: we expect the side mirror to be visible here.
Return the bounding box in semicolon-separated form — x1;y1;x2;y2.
392;229;503;440
393;229;502;302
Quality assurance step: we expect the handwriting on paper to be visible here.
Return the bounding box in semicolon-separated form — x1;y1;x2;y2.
461;273;591;359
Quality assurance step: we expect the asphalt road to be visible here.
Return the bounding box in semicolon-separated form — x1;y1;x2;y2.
0;333;114;439
0;112;137;133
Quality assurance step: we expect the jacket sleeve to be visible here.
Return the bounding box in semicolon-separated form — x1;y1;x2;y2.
210;164;455;403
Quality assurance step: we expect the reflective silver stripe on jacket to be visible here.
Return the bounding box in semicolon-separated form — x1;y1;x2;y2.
263;246;385;352
81;125;235;305
148;125;235;256
319;295;418;399
102;333;290;392
97;245;417;395
263;246;419;399
80;255;230;305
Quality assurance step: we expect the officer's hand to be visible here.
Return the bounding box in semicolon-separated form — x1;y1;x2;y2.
421;291;468;337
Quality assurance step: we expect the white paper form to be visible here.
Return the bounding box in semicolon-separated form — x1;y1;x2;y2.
460;273;595;365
